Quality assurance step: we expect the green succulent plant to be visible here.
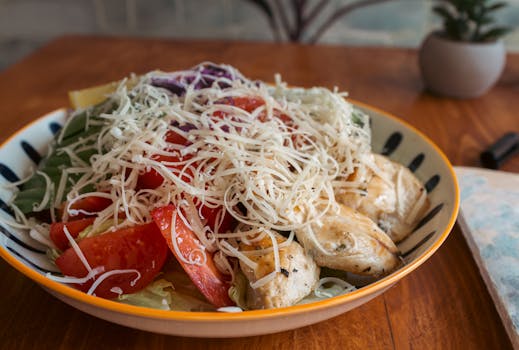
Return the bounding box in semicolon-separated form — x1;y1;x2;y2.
433;0;512;42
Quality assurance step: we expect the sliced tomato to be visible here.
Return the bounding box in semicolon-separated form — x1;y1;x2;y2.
69;196;112;213
223;96;265;112
213;96;264;119
165;129;188;145
199;204;236;233
50;217;96;251
215;96;293;126
137;159;167;190
55;223;168;299
137;129;191;190
61;196;113;220
272;110;293;125
151;205;234;308
137;153;194;190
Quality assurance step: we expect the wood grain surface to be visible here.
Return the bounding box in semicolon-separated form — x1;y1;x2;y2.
0;36;517;350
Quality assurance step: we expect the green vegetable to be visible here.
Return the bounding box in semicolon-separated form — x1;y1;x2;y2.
13;100;116;214
119;259;218;311
351;108;367;128
118;278;215;311
76;219;115;240
118;279;174;310
168;289;215;311
46;248;61;263
228;269;248;310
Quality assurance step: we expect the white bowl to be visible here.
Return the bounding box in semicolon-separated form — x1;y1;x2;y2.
0;103;459;337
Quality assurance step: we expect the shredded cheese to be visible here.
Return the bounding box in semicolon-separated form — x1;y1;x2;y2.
87;269;141;295
217;306;243;313
32;171;53;212
46;266;105;284
63;64;369;286
9;63;386;298
314;277;357;298
63;225;92;273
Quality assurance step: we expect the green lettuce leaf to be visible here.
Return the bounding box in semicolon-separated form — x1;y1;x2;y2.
228;269;248;310
117;279;174;310
118;274;215;312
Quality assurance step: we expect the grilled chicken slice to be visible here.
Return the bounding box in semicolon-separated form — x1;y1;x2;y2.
337;154;429;242
296;204;401;277
239;230;319;309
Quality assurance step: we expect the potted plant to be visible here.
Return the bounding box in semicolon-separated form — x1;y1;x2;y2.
419;0;512;98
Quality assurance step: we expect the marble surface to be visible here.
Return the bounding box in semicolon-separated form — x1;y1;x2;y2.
456;166;519;349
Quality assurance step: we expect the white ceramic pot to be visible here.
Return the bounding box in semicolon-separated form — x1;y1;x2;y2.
419;32;506;98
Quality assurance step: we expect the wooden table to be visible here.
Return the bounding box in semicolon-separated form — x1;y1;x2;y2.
0;36;516;350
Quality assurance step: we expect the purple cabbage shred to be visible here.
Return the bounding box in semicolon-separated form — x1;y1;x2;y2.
150;63;242;96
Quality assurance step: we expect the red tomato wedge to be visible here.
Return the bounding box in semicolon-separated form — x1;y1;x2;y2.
216;96;265;113
69;196;112;213
137;153;194;190
137;129;191;190
55;223;168;299
136;155;169;190
50;218;96;251
60;196;113;220
215;96;293;125
213;96;264;121
199;204;236;234
165;129;188;145
151;205;234;308
229;96;265;111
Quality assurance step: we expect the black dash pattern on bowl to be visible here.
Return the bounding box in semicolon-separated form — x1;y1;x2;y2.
21;141;42;164
425;174;440;193
0;163;20;183
0;197;14;217
412;203;444;233
381;132;402;156
49;122;62;135
6;246;54;274
407;153;425;173
0;224;46;254
401;231;436;259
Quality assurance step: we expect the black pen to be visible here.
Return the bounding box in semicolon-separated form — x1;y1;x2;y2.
480;132;519;169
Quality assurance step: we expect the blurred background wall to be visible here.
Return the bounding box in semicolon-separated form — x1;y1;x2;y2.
1;0;519;70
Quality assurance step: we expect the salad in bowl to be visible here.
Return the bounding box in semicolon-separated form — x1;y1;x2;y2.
1;63;446;315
